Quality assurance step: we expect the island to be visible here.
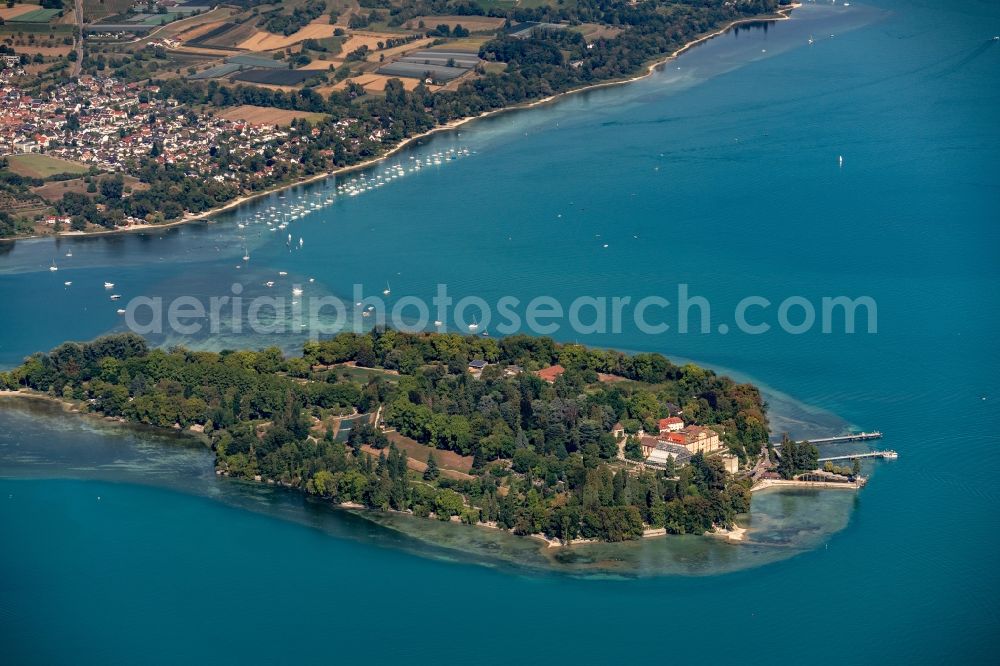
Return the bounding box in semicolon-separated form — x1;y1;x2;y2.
1;0;791;238
0;330;856;544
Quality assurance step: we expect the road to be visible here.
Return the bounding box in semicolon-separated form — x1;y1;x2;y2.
71;0;83;77
750;445;773;482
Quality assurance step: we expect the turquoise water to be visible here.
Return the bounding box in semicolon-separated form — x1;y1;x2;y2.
2;0;999;662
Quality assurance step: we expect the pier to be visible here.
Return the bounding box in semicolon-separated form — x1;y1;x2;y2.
817;450;898;463
772;432;883;448
751;478;866;492
800;431;882;445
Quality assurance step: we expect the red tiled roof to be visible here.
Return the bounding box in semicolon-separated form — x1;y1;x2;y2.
659;416;683;429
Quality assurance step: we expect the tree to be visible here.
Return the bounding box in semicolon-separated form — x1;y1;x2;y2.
100;175;123;200
423;452;439;481
852;457;861;477
664;454;677;478
624;436;643;461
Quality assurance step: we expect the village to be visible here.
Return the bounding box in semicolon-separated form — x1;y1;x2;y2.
0;72;365;187
0;68;386;231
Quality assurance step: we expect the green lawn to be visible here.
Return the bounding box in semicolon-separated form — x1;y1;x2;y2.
321;364;400;384
7;154;91;179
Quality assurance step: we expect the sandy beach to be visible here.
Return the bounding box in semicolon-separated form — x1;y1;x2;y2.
710;524;748;542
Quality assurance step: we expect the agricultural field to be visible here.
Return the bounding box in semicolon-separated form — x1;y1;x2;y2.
228;68;320;86
0;4;39;20
296;58;339;70
324;73;428;93
187;20;258;49
6;44;73;56
439;36;490;51
83;0;133;22
364;35;434;62
7;155;91;180
7;8;62;23
237;20;337;52
156;8;240;44
402;16;504;33
302;34;345;56
377;48;479;83
216;105;328;127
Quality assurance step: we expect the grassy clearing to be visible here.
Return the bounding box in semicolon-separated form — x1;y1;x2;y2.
384;432;475;475
30;175;145;202
7;154;91;179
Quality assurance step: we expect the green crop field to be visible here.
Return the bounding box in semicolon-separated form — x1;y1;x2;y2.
8;8;61;22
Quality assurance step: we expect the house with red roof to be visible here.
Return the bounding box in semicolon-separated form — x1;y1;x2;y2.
658;416;684;433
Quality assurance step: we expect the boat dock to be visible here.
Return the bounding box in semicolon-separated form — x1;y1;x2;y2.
818;450;898;463
801;431;882;445
751;477;866;492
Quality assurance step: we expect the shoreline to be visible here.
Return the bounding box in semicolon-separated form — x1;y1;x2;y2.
2;4;799;243
0;388;752;549
0;389;210;445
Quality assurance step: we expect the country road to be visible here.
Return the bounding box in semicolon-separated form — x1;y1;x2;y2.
71;0;83;76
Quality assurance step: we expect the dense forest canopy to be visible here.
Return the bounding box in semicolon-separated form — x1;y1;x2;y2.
2;330;771;542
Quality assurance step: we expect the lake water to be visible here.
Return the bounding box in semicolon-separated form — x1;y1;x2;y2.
2;0;999;662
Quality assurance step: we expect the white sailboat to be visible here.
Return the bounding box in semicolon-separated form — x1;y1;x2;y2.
383;282;391;296
49;261;58;272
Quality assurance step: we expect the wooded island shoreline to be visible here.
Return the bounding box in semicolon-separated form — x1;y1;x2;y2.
2;331;779;546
